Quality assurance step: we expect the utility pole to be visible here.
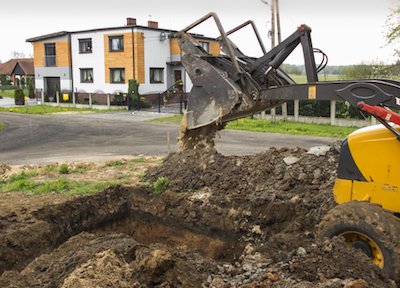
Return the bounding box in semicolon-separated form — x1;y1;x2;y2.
270;0;276;48
275;0;287;120
275;0;282;44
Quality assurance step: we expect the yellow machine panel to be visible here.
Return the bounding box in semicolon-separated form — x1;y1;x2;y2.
334;125;400;212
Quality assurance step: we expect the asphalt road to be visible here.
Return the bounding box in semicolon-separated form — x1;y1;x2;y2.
0;111;339;165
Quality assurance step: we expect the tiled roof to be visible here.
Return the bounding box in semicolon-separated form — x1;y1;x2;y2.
0;58;34;76
26;31;69;42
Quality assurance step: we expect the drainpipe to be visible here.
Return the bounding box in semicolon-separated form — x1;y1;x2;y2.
68;34;74;98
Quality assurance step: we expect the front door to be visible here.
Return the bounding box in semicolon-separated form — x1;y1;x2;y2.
174;70;182;92
45;77;60;102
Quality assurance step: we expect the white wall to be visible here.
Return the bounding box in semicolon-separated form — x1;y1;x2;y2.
139;29;171;95
71;29;130;94
70;28;181;95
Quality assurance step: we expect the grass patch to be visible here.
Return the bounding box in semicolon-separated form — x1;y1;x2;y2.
0;105;116;115
1;157;161;196
1;177;116;196
58;164;70;174
226;119;358;138
0;88;29;98
8;170;38;182
0;122;3;130
148;114;183;126
153;176;170;195
105;160;124;167
289;74;339;83
129;157;147;163
147;115;358;138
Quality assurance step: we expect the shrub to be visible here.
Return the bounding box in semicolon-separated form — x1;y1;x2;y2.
14;88;25;105
28;80;35;99
153;176;170;195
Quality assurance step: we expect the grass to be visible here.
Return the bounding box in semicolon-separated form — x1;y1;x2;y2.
289;74;340;83
0;105;113;114
0;122;3;130
1;177;116;196
0;88;29;98
147;115;358;138
226;118;357;138
0;156;159;196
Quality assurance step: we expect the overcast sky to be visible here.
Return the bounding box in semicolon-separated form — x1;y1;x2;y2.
0;0;397;65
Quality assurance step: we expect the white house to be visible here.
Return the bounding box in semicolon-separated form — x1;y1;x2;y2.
26;18;220;103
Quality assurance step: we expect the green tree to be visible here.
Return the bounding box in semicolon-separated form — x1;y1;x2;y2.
386;3;400;58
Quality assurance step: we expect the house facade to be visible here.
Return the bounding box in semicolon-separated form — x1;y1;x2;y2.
26;19;220;101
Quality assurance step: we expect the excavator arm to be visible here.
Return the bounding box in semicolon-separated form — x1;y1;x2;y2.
176;12;400;136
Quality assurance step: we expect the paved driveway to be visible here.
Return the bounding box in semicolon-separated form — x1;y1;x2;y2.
0;111;339;165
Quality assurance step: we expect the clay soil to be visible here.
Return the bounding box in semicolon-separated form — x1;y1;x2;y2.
0;144;396;287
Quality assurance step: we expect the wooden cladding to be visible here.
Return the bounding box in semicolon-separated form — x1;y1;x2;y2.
33;40;71;67
169;38;220;57
133;32;145;84
104;33;134;84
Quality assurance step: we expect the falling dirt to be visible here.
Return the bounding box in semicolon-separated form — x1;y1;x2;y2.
178;112;224;151
0;143;397;287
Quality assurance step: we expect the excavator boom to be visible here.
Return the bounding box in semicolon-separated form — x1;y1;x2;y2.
176;12;400;133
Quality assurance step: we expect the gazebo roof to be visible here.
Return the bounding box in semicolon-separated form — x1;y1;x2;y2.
0;58;34;76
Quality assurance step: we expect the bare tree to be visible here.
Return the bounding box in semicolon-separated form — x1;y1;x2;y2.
10;51;26;59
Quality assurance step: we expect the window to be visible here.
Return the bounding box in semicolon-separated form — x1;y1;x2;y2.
199;41;210;53
44;43;56;66
80;68;93;83
110;68;125;83
79;38;92;53
109;36;124;52
150;68;164;84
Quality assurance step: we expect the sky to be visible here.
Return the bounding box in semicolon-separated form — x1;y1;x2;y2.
0;0;398;65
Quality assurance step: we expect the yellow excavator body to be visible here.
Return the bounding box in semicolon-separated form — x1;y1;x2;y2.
333;125;400;212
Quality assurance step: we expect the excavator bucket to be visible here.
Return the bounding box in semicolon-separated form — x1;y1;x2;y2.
181;53;243;129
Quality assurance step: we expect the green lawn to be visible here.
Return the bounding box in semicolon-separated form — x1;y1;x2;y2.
289;74;340;83
148;115;358;138
0;105;114;114
0;88;29;98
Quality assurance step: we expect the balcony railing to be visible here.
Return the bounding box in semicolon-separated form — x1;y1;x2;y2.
45;55;56;67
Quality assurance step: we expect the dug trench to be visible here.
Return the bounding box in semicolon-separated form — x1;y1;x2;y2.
0;144;396;287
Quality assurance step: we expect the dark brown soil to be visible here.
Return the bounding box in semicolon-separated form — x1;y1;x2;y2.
0;144;396;287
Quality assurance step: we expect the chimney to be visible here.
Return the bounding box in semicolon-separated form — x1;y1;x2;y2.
148;20;158;28
127;18;137;26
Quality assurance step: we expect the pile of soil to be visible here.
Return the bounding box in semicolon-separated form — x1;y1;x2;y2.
0;143;396;287
145;144;395;287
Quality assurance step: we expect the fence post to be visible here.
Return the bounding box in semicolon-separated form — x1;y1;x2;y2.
294;100;299;122
73;92;76;107
330;100;336;126
41;89;45;105
126;93;130;110
56;91;60;106
107;94;111;109
282;102;288;121
271;108;276;122
89;93;92;108
158;94;161;113
179;93;183;114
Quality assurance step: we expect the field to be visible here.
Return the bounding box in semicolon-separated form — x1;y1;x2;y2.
148;115;358;138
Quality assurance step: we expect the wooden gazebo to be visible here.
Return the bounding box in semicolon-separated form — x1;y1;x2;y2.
0;58;34;85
